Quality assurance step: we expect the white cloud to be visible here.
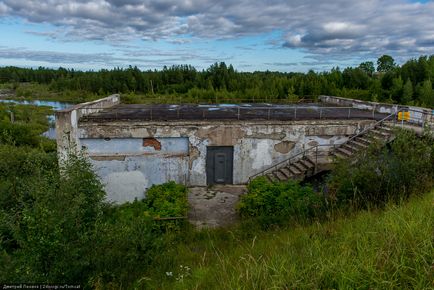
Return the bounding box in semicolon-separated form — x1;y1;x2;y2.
0;0;434;62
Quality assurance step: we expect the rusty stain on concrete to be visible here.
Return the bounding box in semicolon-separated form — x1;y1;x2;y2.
143;137;161;150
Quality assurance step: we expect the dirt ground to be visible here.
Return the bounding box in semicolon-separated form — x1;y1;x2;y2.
188;185;247;228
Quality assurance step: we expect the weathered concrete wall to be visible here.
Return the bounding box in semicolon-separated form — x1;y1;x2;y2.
55;94;120;161
320;95;434;127
77;119;374;203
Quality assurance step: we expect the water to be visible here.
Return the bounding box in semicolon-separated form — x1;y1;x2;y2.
0;99;73;139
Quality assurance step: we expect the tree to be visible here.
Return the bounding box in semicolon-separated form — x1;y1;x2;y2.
358;61;375;76
417;79;433;107
390;76;403;102
402;79;413;105
377;55;396;73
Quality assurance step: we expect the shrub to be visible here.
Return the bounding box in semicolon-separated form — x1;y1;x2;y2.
238;177;325;227
327;129;434;209
89;182;189;287
0;152;105;284
144;181;189;218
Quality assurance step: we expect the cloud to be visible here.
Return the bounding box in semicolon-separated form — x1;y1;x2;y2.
0;46;228;68
1;0;434;62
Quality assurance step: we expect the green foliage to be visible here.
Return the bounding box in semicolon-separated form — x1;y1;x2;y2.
151;191;434;289
358;61;375;76
0;103;56;151
90;206;166;288
1;55;434;107
238;177;325;227
417;79;434;107
377;54;396;72
0;121;39;147
402;78;413;104
145;181;189;218
0;150;105;284
328;129;434;209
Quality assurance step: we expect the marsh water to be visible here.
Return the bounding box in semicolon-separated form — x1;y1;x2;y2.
0;98;73;139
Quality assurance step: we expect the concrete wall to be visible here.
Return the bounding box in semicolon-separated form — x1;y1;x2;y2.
55;94;120;161
320;95;434;127
78;119;374;203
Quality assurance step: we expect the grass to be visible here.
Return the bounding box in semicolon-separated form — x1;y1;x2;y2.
142;190;434;289
1;82;101;103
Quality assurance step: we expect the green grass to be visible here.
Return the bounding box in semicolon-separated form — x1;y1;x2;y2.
3;82;100;103
142;191;434;289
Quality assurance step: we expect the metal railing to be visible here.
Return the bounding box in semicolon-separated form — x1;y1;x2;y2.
85;105;393;122
247;107;434;183
247;110;406;182
248;144;331;182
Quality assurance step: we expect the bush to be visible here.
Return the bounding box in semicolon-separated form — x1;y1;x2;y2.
90;207;166;288
327;129;434;209
0;152;105;284
88;182;189;287
238;177;325;227
145;181;189;218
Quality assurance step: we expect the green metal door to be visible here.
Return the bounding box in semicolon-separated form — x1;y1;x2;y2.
206;146;234;185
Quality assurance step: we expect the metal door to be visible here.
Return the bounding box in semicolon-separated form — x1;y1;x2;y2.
206;146;233;185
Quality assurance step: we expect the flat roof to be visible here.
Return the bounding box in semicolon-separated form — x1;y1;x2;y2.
79;103;388;122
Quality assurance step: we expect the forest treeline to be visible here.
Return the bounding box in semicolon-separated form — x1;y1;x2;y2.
0;54;433;107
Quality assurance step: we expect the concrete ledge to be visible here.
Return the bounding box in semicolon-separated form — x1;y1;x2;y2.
319;95;434;127
55;94;120;160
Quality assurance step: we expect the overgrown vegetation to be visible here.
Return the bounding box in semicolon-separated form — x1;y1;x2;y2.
147;191;434;289
0;104;190;287
1;54;434;106
1;101;433;288
238;177;325;227
328;129;434;209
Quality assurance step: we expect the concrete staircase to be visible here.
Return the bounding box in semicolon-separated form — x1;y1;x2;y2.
332;123;394;159
262;122;395;183
265;157;317;182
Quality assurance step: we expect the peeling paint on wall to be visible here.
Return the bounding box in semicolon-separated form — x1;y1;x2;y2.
274;140;295;154
72;118;376;202
143;138;161;150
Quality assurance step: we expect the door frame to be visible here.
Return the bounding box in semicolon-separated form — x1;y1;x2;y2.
206;146;234;185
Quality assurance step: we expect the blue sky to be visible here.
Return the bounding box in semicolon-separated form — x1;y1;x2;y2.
0;0;433;72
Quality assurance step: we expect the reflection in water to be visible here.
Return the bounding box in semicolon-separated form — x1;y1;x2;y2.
0;99;73;139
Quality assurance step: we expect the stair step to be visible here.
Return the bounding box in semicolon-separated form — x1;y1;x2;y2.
288;165;302;175
371;129;390;138
266;173;277;182
280;167;292;178
369;133;386;142
342;143;359;152
349;140;368;149
336;147;353;157
333;151;348;159
293;162;308;172
300;158;315;169
274;171;288;181
356;137;372;145
377;125;393;133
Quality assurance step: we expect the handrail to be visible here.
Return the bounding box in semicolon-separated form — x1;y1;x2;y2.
248;144;328;182
248;110;401;182
338;110;398;149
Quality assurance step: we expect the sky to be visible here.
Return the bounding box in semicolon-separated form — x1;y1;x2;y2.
0;0;433;72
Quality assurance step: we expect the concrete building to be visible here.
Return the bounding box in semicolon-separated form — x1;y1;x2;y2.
55;95;433;203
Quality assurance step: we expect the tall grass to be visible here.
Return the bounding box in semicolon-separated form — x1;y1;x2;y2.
143;191;434;289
